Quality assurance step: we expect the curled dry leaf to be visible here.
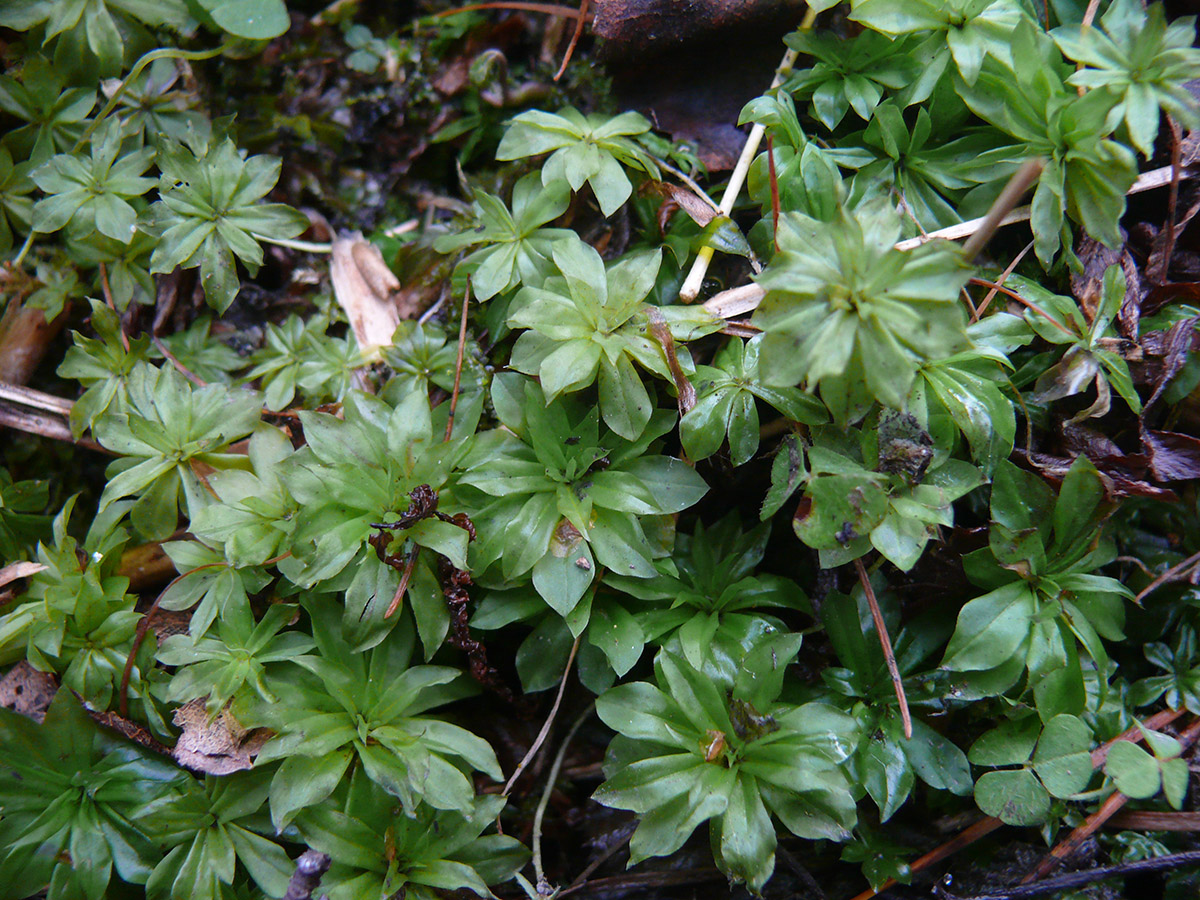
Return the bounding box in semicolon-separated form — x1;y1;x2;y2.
0;661;57;722
1142;429;1200;482
330;234;402;358
645;181;718;234
172;698;270;775
0;560;47;590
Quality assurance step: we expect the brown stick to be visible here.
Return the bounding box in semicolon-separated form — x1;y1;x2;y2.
553;0;589;80
1106;810;1200;832
98;262;130;353
848;706;1187;900
120;561;228;717
973;240;1034;323
1135;549;1200;603
1022;715;1200;884
153;335;207;387
854;557;911;740
435;2;586;19
385;549;419;619
1151;116;1184;284
961;159;1045;263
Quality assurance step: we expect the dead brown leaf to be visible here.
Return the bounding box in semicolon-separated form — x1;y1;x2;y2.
330;234;402;358
1142;429;1200;482
0;560;47;590
645;181;718;234
172;698;270;775
0;661;57;722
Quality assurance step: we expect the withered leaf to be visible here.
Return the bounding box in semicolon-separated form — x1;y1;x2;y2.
0;661;57;722
172;698;270;775
1143;429;1200;482
330;233;402;358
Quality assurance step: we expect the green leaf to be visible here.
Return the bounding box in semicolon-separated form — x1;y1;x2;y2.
974;768;1050;826
1031;715;1093;798
196;0;289;38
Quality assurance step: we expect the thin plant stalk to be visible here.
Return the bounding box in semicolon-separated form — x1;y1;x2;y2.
855;557;912;740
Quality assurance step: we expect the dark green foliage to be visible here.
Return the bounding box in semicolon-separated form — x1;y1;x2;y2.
3;1;1200;898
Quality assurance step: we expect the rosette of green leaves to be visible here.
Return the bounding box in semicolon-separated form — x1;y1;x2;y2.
681;335;827;465
244;313;363;411
0;56;94;163
381;320;460;396
754;201;970;416
104;58;207;144
1130;626;1200;714
188;425;297;570
56;299;151;435
830;102;1024;231
773;418;983;571
0;0;191;75
954;21;1137;263
143;133;309;313
296;771;527;900
1051;0;1200;157
1;498;164;726
782;30;924;130
0;689;185;900
942;457;1132;718
508;239;721;439
280;390;474;653
608;516;810;678
250;605;502;831
92;363;261;540
496;108;660;216
30;118;155;243
848;0;1024;85
136;772;292;900
594;639;860;892
462;378;707;619
67;229;157;310
157;602;313;713
432;172;574;300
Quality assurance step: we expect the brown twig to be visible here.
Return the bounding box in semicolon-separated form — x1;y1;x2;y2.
973;240;1034;323
120;561;228;717
1106;810;1200;831
98;262;130;352
445;286;471;441
1151;116;1184;284
385;549;418;619
153;335;207;387
1022;715;1200;884
1135;549;1200;603
854;558;911;740
848;707;1187;900
969;277;1078;338
553;0;589;80
938;850;1200;900
434;2;586;19
961;159;1045;263
767;135;780;252
503;623;586;796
